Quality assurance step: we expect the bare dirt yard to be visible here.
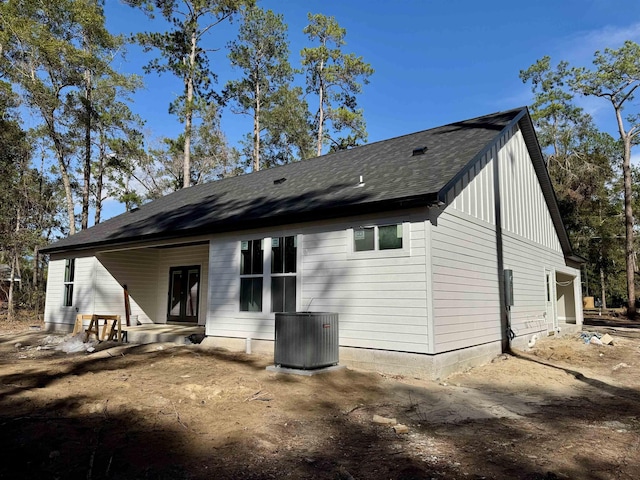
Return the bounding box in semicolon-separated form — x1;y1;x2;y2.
1;311;639;480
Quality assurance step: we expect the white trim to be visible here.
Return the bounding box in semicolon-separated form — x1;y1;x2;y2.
425;217;435;354
346;222;411;260
296;234;303;311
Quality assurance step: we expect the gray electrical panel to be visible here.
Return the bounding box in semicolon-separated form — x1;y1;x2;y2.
504;269;514;307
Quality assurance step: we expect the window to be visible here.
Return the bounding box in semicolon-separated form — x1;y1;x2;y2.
63;258;75;307
238;235;299;313
354;224;403;252
240;239;263;311
354;227;375;252
348;223;410;260
271;236;297;312
379;225;403;250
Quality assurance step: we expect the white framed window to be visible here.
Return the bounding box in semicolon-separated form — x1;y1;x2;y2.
238;235;300;313
239;239;264;312
347;222;411;259
62;258;75;307
271;236;297;312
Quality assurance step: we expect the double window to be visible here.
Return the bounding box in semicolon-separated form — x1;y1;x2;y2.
239;236;297;313
348;222;410;259
63;258;75;307
354;224;403;252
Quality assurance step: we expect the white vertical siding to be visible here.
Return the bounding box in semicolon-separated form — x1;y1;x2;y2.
450;147;496;225
206;212;430;354
499;127;562;252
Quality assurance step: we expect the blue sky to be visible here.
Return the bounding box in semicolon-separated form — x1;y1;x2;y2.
99;0;640;220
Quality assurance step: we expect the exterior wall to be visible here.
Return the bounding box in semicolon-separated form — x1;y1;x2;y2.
154;244;209;325
498;127;581;338
44;255;97;329
44;243;210;330
42;123;582;378
207;210;430;354
430;210;501;353
499;127;562;253
431;124;581;354
95;250;160;324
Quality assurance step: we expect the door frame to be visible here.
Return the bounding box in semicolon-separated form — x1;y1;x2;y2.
544;268;557;331
167;265;201;323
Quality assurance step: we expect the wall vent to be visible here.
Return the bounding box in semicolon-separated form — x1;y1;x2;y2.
412;146;428;156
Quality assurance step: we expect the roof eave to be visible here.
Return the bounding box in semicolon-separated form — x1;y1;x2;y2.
437;107;528;204
41;193;439;255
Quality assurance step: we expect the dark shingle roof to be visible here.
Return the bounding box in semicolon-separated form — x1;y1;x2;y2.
43;107;543;254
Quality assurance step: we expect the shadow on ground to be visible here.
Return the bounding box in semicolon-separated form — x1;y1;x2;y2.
1;333;639;479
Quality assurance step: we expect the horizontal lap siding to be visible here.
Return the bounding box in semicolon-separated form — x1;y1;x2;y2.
206;214;430;354
156;245;209;325
434;141;502;352
502;232;567;336
95;250;159;323
302;221;428;353
207;240;246;331
44;258;65;324
431;125;579;353
44;256;96;326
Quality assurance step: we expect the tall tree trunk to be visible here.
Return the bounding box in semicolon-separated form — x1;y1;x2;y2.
81;66;92;230
46;114;75;235
600;266;607;309
253;72;260;172
316;59;325;157
615;104;636;317
7;255;16;322
182;30;198;189
94;133;106;225
32;245;39;289
57;144;76;235
622;142;636;317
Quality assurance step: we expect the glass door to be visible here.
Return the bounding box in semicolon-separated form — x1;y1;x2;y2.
167;265;200;323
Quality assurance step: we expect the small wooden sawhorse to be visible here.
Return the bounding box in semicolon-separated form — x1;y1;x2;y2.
73;314;124;343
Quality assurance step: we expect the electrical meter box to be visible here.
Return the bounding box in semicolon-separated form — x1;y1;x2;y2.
504;269;514;307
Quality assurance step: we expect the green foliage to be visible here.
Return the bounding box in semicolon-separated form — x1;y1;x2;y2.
521;56;626;306
225;5;313;170
301;13;374;156
0;0;137;234
127;0;253;187
260;85;314;167
116;103;237;202
568;41;640;315
0;104;59;317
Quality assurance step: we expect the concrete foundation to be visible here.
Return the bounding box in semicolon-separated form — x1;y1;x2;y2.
201;336;504;380
510;323;582;351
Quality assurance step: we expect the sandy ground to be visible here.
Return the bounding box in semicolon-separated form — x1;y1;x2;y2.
0;311;639;479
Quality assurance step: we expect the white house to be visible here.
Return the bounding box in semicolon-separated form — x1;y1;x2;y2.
41;107;584;379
